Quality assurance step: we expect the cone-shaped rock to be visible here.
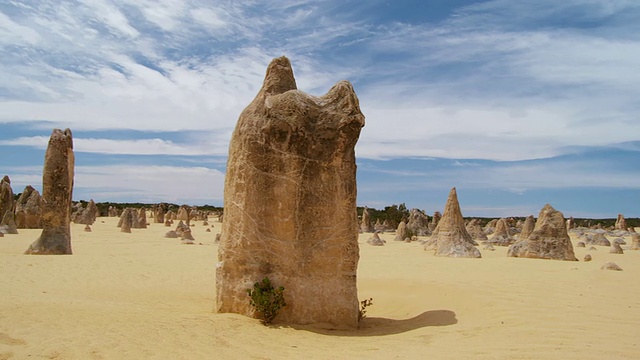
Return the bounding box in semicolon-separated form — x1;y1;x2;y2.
15;185;42;229
154;203;166;223
394;221;408;241
630;233;640;250
216;56;365;327
407;208;431;236
360;207;373;233
614;214;626;231
73;199;98;225
466;219;488;241
429;187;481;258
0;175;14;222
1;210;18;234
366;232;385;246
507;204;577;261
519;215;535;240
25;129;74;255
486;218;514;246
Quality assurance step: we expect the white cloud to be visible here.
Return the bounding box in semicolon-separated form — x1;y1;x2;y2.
0;134;230;156
0;10;40;44
2;0;640;163
5;164;225;205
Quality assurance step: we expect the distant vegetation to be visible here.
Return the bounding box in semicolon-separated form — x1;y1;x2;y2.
356;204;638;229
11;193;637;227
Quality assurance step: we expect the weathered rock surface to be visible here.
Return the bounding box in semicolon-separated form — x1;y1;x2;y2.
507;204;577;261
609;241;624;254
216;56;364;327
366;232;385;246
1;210;18;234
394;221;408;241
360;207;373;233
154;203;166;223
137;208;147;229
407;208;431;236
73;199;98;225
630;233;640;250
614;214;627;231
429;211;442;232
108;206;118;217
486;218;514;246
25;129;74;255
0;175;14;222
466;219;488;241
15;185;43;229
519;215;535;240
176;205;191;224
119;208;133;233
586;233;610;247
601;262;622;271
428;187;481;258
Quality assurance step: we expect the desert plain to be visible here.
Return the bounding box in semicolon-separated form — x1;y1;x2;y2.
1;216;639;359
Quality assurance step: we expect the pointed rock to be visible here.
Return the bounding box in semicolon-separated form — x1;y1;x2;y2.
15;185;43;229
507;204;577;261
601;262;622;271
629;233;640;250
1;210;18;234
0;175;14;223
407;208;431;236
486;218;514;246
519;215;535;240
366;232;385;246
428;187;481;258
394;220;408;241
614;214;627;230
466;219;488;241
360;207;373;233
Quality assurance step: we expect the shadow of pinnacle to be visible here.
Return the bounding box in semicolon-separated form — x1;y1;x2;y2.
281;309;457;337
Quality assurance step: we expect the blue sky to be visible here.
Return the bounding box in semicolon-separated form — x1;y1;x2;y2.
1;0;639;218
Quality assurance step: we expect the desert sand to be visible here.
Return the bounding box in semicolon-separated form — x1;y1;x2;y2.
1;217;639;359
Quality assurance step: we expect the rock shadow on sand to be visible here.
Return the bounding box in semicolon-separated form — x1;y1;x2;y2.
280;310;457;337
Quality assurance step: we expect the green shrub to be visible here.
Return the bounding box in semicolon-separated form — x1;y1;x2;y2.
247;277;286;325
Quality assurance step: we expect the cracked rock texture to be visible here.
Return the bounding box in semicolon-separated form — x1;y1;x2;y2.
216;56;364;327
430;187;481;258
25;128;74;255
507;204;577;261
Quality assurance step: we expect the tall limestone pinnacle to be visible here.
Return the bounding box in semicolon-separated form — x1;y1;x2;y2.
431;187;481;258
25;128;74;255
216;56;365;327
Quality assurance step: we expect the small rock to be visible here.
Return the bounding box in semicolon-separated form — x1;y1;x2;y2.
576;241;585;248
609;242;624;254
583;254;592;262
483;244;495;251
601;261;622;271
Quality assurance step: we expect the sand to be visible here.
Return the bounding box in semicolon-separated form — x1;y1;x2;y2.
1;217;639;359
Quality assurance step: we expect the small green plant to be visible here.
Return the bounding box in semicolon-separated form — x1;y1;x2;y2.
247;277;286;325
358;297;373;321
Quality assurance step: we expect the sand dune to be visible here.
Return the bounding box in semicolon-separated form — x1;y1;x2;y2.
1;217;639;359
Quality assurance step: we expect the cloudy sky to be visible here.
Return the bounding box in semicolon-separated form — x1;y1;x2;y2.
1;0;639;218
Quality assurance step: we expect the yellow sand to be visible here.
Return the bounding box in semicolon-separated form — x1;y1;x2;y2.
1;217;639;359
